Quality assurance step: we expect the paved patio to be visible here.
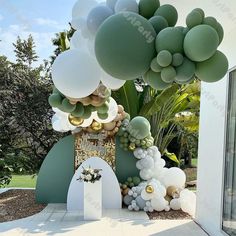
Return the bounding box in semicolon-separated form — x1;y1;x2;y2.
0;204;208;236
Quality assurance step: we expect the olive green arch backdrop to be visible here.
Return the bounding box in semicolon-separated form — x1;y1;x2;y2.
36;135;138;203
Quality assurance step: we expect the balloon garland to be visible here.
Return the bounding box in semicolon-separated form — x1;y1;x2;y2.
48;0;229;216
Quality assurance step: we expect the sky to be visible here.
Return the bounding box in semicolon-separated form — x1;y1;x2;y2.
0;0;80;65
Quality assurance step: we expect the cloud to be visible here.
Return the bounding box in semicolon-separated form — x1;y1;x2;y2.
0;24;56;66
35;18;63;30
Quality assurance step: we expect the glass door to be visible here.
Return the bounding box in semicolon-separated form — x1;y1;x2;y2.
222;69;236;236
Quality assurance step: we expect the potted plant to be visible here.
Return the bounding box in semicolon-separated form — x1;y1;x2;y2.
78;166;102;220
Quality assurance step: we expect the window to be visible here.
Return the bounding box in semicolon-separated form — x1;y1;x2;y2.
223;69;236;236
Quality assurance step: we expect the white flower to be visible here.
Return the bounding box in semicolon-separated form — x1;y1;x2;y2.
86;174;92;181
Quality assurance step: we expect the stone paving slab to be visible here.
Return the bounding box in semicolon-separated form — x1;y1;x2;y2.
0;204;208;236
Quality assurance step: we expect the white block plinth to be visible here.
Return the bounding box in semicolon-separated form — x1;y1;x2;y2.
84;180;102;220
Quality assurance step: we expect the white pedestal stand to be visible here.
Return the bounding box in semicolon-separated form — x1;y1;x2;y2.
84;179;102;220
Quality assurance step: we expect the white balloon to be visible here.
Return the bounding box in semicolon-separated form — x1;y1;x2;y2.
79;115;94;127
87;5;113;35
70;30;88;51
71;17;84;30
140;156;154;169
162;167;186;188
180;189;196;216
51;49;101;99
72;0;98;19
140;169;153;180
115;0;139;13
93;97;118;123
106;0;117;10
151;196;168;212
101;69;125;90
170;198;181;210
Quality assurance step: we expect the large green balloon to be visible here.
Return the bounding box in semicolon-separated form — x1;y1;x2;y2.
193;8;205;18
175;76;195;85
175;57;196;83
203;16;217;29
156;27;184;54
161;66;176;83
186;10;203;29
154;4;178;26
139;0;160;19
157;50;172;67
195;50;228;83
95;12;156;80
149;16;168;34
184;25;219;62
127;116;151;139
144;70;171;90
48;94;63;108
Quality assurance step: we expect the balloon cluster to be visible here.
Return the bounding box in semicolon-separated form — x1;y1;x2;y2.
117;116;154;151
90;0;229;89
121;145;196;216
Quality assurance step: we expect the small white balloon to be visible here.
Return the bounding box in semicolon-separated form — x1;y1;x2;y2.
72;0;98;19
151;196;168;212
162;167;186;189
170;198;181;210
52;49;101;99
101;69;126;90
115;0;139;13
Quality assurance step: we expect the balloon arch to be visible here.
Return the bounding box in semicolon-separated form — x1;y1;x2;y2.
47;0;228;216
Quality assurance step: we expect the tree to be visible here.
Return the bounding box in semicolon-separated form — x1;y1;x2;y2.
13;35;38;68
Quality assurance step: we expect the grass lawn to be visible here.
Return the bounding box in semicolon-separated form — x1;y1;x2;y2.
6;175;37;188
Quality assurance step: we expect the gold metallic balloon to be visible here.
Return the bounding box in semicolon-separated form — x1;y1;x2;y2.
167;186;180;198
68;115;84;126
129;143;136;151
91;121;103;131
145;185;154;194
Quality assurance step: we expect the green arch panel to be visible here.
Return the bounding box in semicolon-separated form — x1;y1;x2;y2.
36;135;75;203
115;137;139;183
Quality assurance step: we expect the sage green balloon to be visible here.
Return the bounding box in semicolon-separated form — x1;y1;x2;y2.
127;116;151;139
186;10;203;29
97;103;109;114
203;16;217;29
48;94;63;108
157;50;172;67
161;66;176;83
193;8;205;18
195;50;228;83
175;57;196;82
81;106;92;119
156;27;184;54
184;25;219;62
139;0;160;19
175;76;195;85
154;4;178;26
71;102;85;117
144;70;171;90
95;12;156;80
149;16;168;34
61;98;76;113
97;112;109;120
150;57;162;72
172;53;184;67
216;22;224;44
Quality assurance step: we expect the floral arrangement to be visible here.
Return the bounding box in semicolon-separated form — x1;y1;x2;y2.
78;166;102;183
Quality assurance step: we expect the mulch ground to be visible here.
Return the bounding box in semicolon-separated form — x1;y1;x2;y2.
147;210;192;220
0;189;46;223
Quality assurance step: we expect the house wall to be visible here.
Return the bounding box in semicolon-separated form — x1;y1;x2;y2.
196;27;236;235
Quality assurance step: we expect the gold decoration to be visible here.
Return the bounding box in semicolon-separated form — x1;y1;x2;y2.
74;131;116;171
129;143;136;151
68;115;84;126
167;186;180;198
146;185;154;194
91;121;103;131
